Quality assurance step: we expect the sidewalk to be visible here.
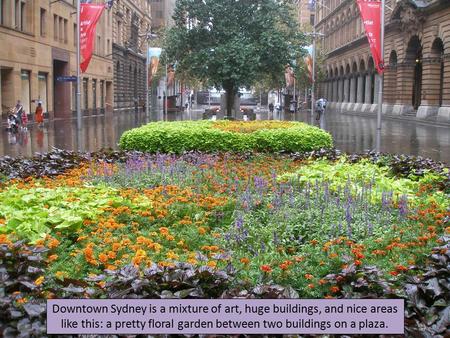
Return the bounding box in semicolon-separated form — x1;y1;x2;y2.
334;109;450;128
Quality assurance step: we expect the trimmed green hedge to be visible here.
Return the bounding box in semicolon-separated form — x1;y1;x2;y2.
119;121;333;153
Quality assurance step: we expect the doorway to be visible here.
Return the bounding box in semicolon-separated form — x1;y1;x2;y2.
53;59;70;117
1;67;14;115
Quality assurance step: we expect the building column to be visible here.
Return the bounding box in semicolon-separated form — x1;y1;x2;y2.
438;54;450;122
357;74;364;103
327;81;332;101
343;77;350;103
364;73;372;104
392;62;415;115
333;80;338;102
361;72;372;113
339;78;345;102
417;57;441;119
349;76;356;103
373;74;380;104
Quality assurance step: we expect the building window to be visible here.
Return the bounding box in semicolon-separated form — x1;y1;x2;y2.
92;79;97;110
100;80;105;108
40;8;46;36
83;78;88;110
20;70;30;115
20;1;25;30
0;0;4;26
14;0;19;28
38;73;48;113
64;19;68;43
97;35;101;55
54;15;58;41
117;20;121;44
73;23;77;46
59;17;63;42
107;39;110;55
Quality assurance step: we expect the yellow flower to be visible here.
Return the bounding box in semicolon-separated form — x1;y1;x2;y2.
187;258;198;265
34;276;45;286
166;251;179;260
207;261;217;268
55;271;67;279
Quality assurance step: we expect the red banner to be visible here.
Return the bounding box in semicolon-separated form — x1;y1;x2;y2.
80;4;104;73
357;0;384;74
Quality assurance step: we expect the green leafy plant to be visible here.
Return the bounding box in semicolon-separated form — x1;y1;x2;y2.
119;121;332;154
0;185;128;242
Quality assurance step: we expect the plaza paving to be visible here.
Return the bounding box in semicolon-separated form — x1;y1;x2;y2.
1;109;449;164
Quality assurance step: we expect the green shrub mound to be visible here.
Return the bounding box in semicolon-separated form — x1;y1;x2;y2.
118;121;333;153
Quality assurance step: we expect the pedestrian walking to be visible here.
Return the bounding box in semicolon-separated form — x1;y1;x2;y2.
315;98;327;121
35;102;44;126
21;109;28;130
14;100;24;128
269;103;274;113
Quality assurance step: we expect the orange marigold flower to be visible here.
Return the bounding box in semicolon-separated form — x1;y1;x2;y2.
395;265;408;272
308;283;315;289
390;271;399;276
98;253;108;263
240;257;250;265
207;261;217;268
328;253;338;259
279;263;289;270
48;254;58;262
304;274;314;280
260;265;272;273
48;238;60;249
319;279;327;285
198;227;207;235
354;260;362;266
330;286;340;293
159;227;169;235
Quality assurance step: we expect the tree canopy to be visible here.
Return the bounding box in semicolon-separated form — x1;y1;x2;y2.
163;0;307;116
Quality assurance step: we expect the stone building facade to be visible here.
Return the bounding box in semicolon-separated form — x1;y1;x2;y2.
0;0;114;119
150;0;174;29
112;0;151;112
316;0;450;121
297;0;314;29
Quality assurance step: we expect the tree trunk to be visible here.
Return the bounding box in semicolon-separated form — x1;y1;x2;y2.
224;84;235;118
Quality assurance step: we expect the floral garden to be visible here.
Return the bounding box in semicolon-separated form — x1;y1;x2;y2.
0;121;449;337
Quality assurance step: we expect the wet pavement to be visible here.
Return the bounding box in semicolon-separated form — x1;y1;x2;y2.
1;110;449;164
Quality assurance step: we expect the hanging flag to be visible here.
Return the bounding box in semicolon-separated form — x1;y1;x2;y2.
147;48;162;86
357;0;384;74
303;45;314;83
284;64;295;88
80;4;104;73
167;64;176;87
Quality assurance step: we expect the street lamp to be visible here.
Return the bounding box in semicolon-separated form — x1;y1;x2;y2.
308;1;328;119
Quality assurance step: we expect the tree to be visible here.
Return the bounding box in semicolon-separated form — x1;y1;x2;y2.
163;0;306;117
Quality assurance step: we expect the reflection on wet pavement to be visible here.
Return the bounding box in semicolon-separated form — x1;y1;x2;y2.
1;110;449;164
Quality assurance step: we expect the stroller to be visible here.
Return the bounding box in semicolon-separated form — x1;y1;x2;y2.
7;109;20;133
